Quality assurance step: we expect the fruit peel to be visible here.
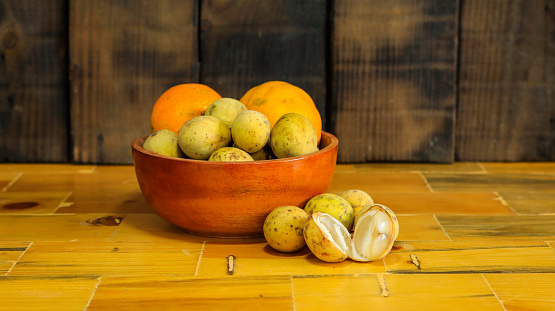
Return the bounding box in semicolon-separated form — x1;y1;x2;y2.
304;193;355;231
303;212;349;263
263;206;309;253
303;204;399;263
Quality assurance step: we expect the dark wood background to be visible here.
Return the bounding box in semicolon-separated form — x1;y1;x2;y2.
1;0;553;164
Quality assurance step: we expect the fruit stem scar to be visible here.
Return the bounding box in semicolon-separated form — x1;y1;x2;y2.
227;255;236;275
410;254;421;270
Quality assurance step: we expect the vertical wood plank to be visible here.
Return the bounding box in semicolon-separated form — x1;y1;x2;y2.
549;0;555;161
331;0;458;163
69;0;199;164
200;0;327;129
456;0;555;161
0;0;68;162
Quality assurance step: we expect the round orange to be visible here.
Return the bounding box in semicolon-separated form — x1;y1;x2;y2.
240;81;322;143
150;83;222;134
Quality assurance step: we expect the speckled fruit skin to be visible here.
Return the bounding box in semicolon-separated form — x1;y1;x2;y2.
304;193;355;231
339;189;374;217
249;144;274;160
263;206;309;252
231;110;271;153
205;98;247;129
143;129;184;158
270;113;318;159
177;116;231;160
303;212;347;262
208;147;253;162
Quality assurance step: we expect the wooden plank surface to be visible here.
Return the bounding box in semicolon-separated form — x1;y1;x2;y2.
87;275;294;310
199;0;327;129
0;276;101;311
330;0;458;163
456;0;555;161
1;162;555;309
69;0;199;164
293;274;504;310
0;0;68;162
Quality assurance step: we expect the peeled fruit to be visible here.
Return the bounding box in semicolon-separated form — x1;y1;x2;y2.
304;205;399;263
355;204;399;241
304;193;355;231
205;98;247;129
303;212;350;262
143;129;184;158
339;190;374;217
208;147;253;162
270;113;318;159
351;204;399;260
178;116;231;160
263;206;309;253
231;110;271;153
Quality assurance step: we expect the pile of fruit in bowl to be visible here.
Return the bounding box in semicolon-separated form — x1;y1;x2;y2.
132;81;399;262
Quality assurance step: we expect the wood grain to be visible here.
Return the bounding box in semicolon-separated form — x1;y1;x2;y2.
200;0;327;129
328;172;431;193
0;242;30;275
9;241;202;277
437;215;555;240
0;214;123;242
87;275;294;310
369;192;515;215
293;274;503;310
0;191;70;214
484;273;555;311
1;163;554;309
498;192;555;215
69;0;199;164
197;242;387;277
331;0;458;163
0;0;69;162
456;0;555;161
385;240;555;273
0;275;100;311
424;173;555;193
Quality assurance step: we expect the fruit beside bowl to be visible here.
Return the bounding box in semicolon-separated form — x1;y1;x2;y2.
132;131;338;238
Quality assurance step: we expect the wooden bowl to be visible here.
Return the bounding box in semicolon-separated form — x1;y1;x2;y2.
132;131;338;238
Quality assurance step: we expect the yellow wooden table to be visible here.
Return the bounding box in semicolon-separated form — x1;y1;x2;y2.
1;163;554;310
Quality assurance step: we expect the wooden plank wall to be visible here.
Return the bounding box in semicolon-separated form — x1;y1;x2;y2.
0;0;69;162
0;0;554;164
457;0;555;161
331;0;458;163
69;0;198;164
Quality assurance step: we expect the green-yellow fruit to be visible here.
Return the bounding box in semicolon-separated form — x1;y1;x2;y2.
249;144;273;160
304;193;355;231
270;113;318;159
303;212;349;262
263;206;309;253
205;98;247;129
339;189;374;217
208;147;253;162
142;129;184;158
178;116;231;160
231;110;271;153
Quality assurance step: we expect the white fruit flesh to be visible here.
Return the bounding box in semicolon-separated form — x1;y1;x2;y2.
317;213;351;253
305;205;399;263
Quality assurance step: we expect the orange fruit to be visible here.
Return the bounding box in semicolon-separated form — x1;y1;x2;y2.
239;81;322;143
150;83;222;134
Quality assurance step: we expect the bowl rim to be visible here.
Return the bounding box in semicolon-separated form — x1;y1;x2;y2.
132;131;338;165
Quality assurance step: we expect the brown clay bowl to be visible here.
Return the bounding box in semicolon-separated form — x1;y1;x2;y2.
132;131;338;238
